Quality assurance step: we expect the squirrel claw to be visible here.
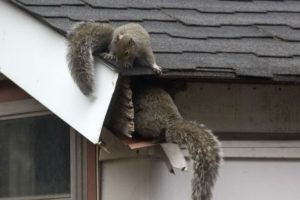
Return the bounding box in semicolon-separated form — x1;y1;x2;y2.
123;63;133;68
152;64;163;74
102;53;116;60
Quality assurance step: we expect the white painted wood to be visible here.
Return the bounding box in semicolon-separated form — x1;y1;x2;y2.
222;140;300;148
101;158;153;200
101;157;300;200
0;2;118;143
100;140;300;200
214;160;300;200
222;140;300;159
223;147;300;159
160;143;187;172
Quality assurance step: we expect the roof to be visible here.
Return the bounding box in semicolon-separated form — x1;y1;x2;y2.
8;0;300;82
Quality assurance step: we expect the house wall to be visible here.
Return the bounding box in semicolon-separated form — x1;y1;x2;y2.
101;158;300;200
173;82;300;138
100;82;300;200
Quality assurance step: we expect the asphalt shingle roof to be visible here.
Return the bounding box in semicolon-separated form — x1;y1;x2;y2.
9;0;300;82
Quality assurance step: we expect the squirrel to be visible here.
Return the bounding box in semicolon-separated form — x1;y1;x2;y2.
67;22;114;96
133;87;222;200
104;23;162;73
67;22;162;96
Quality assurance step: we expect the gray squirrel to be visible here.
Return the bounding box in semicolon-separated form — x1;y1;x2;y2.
67;21;221;200
67;22;162;96
133;86;222;200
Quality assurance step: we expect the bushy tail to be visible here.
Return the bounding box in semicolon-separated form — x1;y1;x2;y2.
166;120;222;200
67;22;114;96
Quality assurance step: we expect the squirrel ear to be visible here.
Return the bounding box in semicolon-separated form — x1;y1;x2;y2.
128;38;135;47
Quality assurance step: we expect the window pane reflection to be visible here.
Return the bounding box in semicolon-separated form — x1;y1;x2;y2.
0;115;70;198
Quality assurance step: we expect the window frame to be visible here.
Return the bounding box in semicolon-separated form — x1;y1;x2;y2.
0;98;87;200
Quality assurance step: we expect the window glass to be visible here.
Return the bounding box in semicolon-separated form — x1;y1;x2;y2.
0;115;70;198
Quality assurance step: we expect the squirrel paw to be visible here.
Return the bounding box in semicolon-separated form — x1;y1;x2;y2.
102;53;116;60
152;64;162;74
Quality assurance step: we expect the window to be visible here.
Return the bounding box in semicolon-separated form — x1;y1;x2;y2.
0;99;86;200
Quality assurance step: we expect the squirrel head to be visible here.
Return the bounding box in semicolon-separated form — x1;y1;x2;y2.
113;34;136;67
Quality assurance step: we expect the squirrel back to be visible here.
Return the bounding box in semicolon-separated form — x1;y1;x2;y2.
133;87;222;200
67;22;113;96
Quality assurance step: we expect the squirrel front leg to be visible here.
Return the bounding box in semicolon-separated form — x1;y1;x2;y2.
142;49;162;74
102;52;116;61
152;63;162;74
102;41;116;61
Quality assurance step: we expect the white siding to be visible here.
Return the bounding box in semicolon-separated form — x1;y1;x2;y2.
101;158;300;200
214;160;300;200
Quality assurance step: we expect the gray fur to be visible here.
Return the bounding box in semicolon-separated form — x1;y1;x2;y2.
109;23;162;73
133;88;222;200
67;22;114;96
166;121;221;200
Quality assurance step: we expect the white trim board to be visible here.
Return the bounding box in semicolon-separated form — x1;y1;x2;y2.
0;1;119;144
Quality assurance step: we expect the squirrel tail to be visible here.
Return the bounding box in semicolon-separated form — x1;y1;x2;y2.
67;22;114;96
166;120;222;200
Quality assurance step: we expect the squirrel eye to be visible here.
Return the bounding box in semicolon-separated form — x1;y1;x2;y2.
124;51;129;56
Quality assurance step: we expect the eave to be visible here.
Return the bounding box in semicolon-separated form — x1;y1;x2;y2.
0;1;118;144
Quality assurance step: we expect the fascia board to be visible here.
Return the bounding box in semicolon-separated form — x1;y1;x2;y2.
0;1;119;144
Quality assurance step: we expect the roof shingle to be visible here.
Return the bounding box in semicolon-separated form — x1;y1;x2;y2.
9;0;300;82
